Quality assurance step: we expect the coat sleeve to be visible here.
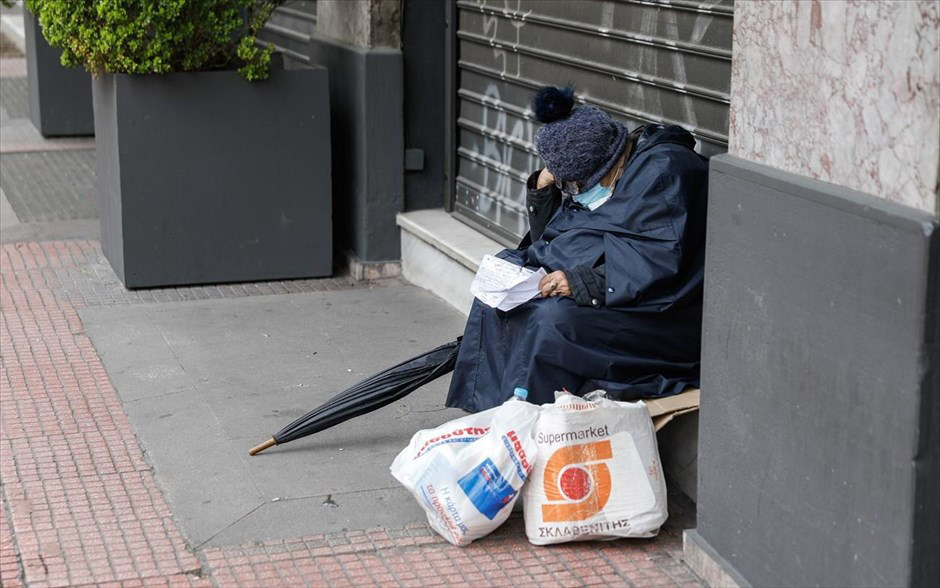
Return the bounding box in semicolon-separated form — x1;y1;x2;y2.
602;167;703;312
525;170;562;243
603;233;681;310
566;264;606;308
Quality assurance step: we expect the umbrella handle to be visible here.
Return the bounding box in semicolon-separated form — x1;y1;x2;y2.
249;437;277;456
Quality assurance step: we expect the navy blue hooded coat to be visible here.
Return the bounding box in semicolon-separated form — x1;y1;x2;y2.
446;125;708;412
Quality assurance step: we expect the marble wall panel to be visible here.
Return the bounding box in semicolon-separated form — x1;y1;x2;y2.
729;0;939;215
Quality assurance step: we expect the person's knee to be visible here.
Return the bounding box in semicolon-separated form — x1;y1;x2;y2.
527;299;579;370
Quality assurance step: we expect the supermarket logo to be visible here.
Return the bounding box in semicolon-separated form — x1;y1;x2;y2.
541;440;612;522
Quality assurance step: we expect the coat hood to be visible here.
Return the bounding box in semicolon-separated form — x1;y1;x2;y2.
631;125;698;161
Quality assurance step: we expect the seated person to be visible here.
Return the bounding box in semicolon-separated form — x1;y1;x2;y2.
446;86;708;412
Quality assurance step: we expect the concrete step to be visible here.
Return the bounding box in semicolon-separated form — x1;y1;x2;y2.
397;209;503;316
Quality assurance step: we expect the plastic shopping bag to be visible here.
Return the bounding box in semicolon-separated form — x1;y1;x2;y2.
390;396;539;546
523;392;668;545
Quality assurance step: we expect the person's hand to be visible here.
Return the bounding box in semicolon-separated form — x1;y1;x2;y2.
539;270;571;298
536;168;555;190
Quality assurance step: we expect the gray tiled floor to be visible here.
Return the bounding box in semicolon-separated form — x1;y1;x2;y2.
0;149;98;221
80;286;468;547
0;75;28;120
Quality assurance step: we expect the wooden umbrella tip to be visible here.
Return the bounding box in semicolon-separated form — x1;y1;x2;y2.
249;437;277;456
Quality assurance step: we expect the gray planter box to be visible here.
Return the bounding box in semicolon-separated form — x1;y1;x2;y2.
92;63;332;288
24;10;94;137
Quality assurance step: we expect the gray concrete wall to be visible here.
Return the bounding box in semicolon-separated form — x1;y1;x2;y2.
308;34;403;263
694;154;938;587
401;0;445;212
303;0;404;264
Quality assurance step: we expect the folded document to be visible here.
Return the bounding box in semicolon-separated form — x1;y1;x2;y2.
471;255;547;311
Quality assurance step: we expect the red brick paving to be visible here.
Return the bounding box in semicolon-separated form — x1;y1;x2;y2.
201;520;702;587
1;492;24;587
0;239;704;587
1;241;204;587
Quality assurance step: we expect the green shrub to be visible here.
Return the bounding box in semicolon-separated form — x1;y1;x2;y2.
26;0;283;80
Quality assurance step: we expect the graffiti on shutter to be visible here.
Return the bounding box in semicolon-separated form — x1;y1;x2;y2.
453;0;734;244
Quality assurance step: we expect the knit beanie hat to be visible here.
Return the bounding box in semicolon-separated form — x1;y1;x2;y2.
533;86;628;190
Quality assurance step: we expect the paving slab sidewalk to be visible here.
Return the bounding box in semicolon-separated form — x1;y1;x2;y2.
0;53;704;587
79;287;468;548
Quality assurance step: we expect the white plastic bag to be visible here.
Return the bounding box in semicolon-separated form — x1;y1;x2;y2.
523;392;668;545
390;398;539;546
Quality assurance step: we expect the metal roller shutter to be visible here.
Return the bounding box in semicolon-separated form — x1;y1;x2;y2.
449;0;734;245
259;0;318;65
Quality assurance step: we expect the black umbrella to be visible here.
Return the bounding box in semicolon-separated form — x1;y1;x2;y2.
249;338;461;455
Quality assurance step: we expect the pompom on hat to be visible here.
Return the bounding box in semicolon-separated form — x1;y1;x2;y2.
533;86;629;190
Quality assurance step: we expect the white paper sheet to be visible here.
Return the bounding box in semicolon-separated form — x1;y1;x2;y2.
470;255;546;311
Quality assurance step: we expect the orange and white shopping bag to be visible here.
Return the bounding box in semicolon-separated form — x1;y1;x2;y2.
523;391;667;545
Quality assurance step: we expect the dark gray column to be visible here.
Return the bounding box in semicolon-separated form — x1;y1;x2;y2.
308;35;403;263
689;154;939;587
401;0;445;212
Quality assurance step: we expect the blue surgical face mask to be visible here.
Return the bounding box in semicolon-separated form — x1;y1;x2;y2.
573;182;612;210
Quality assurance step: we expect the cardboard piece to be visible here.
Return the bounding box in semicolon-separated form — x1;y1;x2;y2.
642;388;701;432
